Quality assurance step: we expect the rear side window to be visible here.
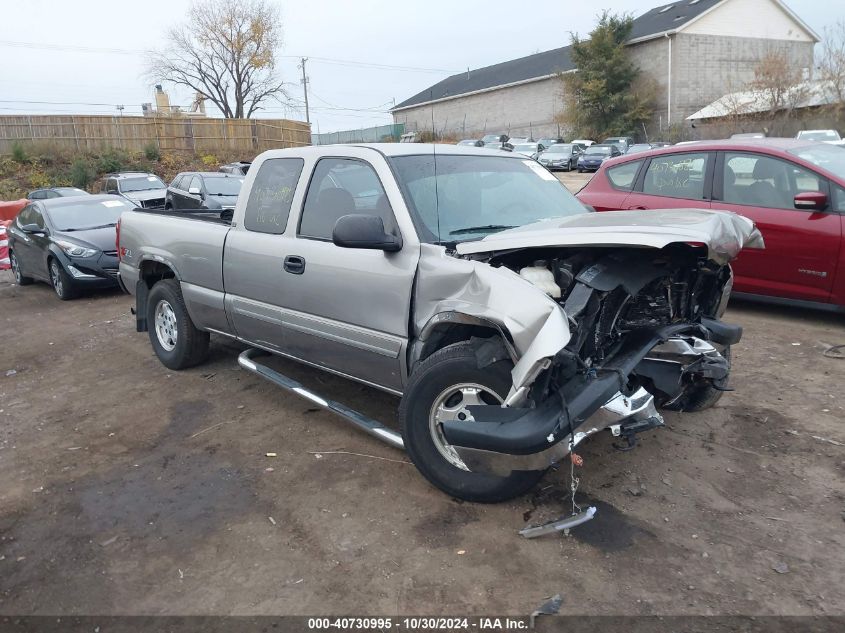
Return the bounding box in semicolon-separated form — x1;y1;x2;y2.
299;158;396;240
243;158;304;234
643;153;709;199
607;160;643;191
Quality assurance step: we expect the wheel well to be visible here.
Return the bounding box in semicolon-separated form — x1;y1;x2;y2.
139;260;176;288
415;321;516;369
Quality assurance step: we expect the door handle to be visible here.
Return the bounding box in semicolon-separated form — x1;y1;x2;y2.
627;206;648;210
283;255;306;275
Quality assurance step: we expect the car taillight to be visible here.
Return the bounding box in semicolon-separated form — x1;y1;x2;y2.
116;217;122;261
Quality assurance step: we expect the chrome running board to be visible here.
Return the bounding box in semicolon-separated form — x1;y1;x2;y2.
237;348;404;450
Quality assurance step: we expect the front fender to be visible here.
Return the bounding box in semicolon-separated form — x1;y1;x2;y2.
413;245;571;394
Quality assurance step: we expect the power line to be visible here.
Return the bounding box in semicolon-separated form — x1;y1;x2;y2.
0;40;460;74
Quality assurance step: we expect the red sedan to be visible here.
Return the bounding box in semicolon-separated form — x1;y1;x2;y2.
577;139;845;311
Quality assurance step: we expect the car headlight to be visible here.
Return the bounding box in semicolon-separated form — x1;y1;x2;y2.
55;239;98;258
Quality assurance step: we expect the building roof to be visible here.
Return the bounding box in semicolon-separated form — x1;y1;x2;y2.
687;80;840;120
393;0;723;111
392;0;818;112
392;46;575;112
627;0;721;42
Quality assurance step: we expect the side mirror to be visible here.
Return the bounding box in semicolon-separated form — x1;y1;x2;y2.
188;186;201;195
332;214;402;252
794;191;827;210
20;223;45;234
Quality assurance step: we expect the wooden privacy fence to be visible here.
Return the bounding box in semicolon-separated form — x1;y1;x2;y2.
0;115;311;154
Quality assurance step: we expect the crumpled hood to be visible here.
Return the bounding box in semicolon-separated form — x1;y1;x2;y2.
456;209;765;265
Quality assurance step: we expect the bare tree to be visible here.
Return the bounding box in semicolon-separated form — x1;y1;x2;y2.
818;20;845;110
147;0;286;118
748;51;808;134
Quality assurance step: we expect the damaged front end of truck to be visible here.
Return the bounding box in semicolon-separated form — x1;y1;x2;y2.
412;209;764;477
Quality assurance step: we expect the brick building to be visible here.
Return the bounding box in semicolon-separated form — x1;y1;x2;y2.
391;0;818;139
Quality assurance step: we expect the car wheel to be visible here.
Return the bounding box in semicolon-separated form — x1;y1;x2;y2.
49;258;77;300
164;202;172;211
400;342;546;503
146;278;209;370
577;168;583;173
9;250;33;286
663;347;731;412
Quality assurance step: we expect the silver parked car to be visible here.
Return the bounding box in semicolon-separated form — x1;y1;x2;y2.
538;143;580;171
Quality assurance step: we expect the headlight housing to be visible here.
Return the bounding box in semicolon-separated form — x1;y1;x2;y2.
55;239;98;258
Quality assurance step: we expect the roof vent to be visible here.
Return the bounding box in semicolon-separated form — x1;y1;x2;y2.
659;4;675;13
673;15;686;21
689;0;701;5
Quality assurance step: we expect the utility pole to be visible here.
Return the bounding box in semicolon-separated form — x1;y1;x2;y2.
298;57;310;124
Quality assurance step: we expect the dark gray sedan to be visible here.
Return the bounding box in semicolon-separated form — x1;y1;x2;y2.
165;172;244;218
7;195;133;300
27;187;90;200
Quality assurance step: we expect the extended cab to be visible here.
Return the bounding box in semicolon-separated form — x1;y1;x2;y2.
117;144;762;503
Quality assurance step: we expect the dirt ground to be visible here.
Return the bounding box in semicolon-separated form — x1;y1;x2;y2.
1;199;844;616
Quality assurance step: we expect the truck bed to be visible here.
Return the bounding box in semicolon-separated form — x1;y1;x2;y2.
119;208;231;296
131;207;232;225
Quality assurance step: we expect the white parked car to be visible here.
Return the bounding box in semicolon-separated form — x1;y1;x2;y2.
794;130;845;147
512;142;547;159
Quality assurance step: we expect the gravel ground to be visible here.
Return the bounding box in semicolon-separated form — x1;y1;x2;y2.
1;205;844;617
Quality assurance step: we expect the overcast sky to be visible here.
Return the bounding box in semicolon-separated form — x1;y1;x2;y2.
0;0;833;133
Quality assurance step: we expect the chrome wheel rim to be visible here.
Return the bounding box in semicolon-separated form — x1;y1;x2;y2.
50;262;63;296
10;253;21;284
429;383;503;471
154;300;178;351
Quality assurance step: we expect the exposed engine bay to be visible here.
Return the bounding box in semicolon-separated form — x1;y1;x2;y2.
433;243;740;475
500;244;734;405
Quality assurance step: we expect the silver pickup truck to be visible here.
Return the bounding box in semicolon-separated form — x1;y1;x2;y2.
117;144;762;503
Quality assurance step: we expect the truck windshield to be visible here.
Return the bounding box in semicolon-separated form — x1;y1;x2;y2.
389;154;589;243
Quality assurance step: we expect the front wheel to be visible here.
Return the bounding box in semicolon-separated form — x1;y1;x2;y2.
400;342;545;503
663;347;731;412
146;278;209;370
9;250;33;286
49;258;77;300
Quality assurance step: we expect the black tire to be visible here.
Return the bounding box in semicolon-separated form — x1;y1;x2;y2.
400;342;546;503
9;250;33;286
146;278;209;370
164;202;173;211
663;347;731;412
577;168;583;173
49;258;78;300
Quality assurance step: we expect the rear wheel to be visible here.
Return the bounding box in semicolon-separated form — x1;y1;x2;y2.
400;342;545;503
9;250;33;286
146;278;209;369
49;258;77;300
